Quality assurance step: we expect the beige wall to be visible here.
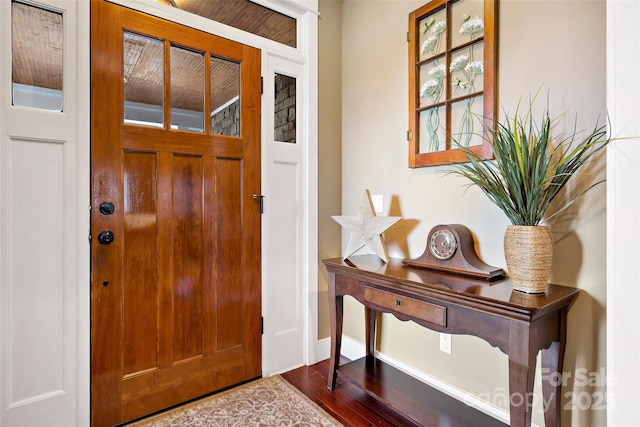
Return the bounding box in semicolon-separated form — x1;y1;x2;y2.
318;0;607;426
317;0;344;339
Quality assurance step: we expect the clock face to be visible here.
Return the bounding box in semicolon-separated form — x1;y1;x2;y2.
429;228;458;260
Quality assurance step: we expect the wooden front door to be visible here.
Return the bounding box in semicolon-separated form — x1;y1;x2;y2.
90;1;262;425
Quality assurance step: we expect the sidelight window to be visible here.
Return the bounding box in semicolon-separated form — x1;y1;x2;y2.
274;74;296;143
11;1;63;111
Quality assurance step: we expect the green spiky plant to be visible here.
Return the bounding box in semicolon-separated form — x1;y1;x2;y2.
452;96;611;226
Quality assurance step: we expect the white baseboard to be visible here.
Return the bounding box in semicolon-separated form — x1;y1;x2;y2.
339;335;367;360
313;335;366;362
315;335;541;427
315;337;331;361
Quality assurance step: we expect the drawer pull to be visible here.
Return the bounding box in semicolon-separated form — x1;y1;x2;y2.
395;299;402;307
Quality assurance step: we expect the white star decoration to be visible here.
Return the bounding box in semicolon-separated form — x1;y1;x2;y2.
332;190;402;263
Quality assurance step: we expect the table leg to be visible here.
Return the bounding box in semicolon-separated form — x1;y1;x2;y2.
327;272;343;391
365;308;377;357
541;308;567;427
508;321;537;427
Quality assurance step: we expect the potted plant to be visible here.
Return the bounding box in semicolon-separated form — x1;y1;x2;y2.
451;95;611;293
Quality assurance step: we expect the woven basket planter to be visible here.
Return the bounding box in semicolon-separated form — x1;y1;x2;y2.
504;225;553;294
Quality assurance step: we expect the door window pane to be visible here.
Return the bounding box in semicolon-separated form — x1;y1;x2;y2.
11;1;63;111
210;56;240;137
274;74;296;143
170;46;204;132
123;32;164;128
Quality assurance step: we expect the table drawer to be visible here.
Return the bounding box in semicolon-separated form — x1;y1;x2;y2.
364;287;446;327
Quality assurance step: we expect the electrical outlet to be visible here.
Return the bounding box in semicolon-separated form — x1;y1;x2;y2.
371;194;383;213
440;333;451;354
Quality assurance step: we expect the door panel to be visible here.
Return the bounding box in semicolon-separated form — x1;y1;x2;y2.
122;151;159;376
1;1;84;425
262;56;305;375
90;1;261;425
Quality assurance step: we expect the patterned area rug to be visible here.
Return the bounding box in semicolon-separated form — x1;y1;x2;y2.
127;375;343;426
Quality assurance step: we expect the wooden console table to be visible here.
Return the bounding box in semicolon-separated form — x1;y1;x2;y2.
324;255;580;427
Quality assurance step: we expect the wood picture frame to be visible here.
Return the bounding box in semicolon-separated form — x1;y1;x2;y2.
408;0;497;168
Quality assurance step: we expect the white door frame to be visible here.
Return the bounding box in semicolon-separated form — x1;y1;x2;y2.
606;1;640;425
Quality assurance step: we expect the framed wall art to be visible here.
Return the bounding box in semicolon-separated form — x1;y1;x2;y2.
408;0;497;167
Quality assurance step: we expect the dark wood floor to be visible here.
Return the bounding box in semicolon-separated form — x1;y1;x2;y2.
281;356;508;427
280;357;408;427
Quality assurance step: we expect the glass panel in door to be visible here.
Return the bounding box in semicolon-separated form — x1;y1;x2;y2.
123;32;164;128
170;45;204;132
210;56;240;137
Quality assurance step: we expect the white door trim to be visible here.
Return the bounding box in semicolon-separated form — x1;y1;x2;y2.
78;1;91;425
300;5;319;367
606;1;640;425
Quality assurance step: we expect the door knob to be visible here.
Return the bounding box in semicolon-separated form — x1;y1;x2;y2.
99;202;115;215
97;230;114;245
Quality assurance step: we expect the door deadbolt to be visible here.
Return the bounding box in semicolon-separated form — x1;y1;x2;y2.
97;230;115;245
99;202;115;215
